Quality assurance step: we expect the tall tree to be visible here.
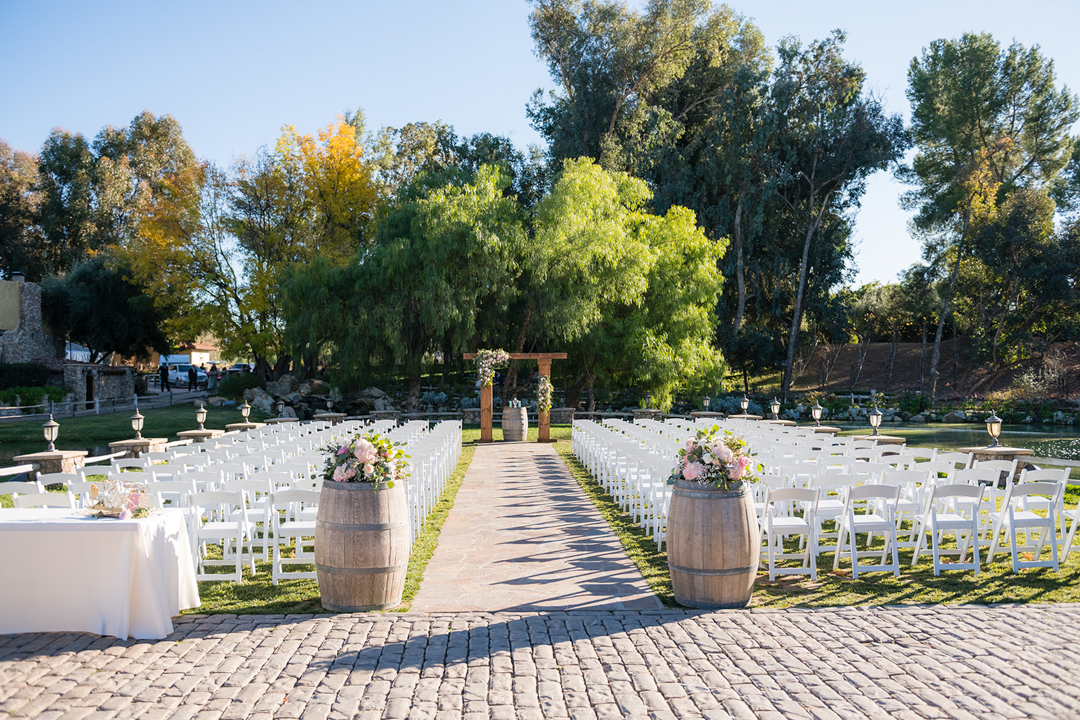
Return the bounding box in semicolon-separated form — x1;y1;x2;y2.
40;255;170;363
0;140;43;280
770;32;908;393
902;32;1079;399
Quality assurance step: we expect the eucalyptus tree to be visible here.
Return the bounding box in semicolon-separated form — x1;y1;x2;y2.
0;140;43;280
902;32;1078;399
769;33;908;394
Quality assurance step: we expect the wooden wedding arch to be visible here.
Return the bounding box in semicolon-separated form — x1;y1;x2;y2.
463;352;567;443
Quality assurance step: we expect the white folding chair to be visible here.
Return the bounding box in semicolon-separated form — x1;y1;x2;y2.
833;484;901;578
1063;485;1080;563
0;479;45;500
911;483;983;576
13;491;76;509
189;490;256;582
111;457;148;471
762;487;820;581
987;481;1063;572
267;489;320;585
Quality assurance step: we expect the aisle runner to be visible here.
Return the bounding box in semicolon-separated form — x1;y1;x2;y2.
410;443;661;612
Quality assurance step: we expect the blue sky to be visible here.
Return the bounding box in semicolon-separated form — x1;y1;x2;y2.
2;0;1077;285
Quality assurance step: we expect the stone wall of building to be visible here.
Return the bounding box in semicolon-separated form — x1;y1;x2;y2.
58;363;134;408
0;280;64;364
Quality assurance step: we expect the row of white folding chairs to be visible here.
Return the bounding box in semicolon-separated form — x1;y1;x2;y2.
759;465;1077;571
572;420;677;548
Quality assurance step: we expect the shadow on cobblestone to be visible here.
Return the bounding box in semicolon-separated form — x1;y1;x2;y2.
3;605;1080;719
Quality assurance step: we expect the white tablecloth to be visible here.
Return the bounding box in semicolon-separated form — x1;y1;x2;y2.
0;508;200;639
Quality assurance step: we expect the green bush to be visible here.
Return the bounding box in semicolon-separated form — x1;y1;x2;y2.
0;385;65;411
0;362;50;389
897;391;931;415
217;372;261;399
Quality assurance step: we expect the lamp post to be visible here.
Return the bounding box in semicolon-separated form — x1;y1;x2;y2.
196;402;207;431
644;393;651;409
985;411;1003;448
276;399;285;417
811;402;823;427
131;408;145;440
703;396;710;410
326;398;334;411
770;398;780;420
43;414;59;452
868;407;882;437
740;396;749;413
240;402;251;422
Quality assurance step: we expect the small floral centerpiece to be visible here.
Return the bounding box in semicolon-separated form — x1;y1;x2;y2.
668;425;755;490
475;348;511;386
324;432;408;489
537;375;553;412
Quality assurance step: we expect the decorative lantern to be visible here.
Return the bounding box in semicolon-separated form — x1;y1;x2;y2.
703;396;710;409
131;408;145;440
276;399;285;417
240;402;251;421
770;398;780;420
869;407;882;436
985;411;1002;448
740;396;749;413
326;398;334;411
43;414;59;452
644;393;652;408
196;402;207;431
811;402;823;427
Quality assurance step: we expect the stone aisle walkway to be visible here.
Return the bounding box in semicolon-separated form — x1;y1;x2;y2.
3;606;1080;719
409;443;660;612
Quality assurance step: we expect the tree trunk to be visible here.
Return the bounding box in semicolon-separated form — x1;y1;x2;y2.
564;374;589;412
782;196;830;395
850;320;873;391
407;368;421;413
953;317;960;391
884;321;899;392
919;321;927;394
731;193;747;337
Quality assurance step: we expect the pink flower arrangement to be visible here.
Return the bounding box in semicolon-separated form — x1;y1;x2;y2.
668;425;756;490
324;432;408;488
475;349;511;387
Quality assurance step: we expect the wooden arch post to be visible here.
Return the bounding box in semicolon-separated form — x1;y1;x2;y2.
464;352;567;443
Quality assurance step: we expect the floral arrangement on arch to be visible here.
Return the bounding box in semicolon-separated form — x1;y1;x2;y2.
474;349;511;387
668;425;755;490
536;375;553;412
324;432;408;488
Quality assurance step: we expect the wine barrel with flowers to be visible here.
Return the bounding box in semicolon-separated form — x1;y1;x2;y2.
315;432;409;611
666;426;759;609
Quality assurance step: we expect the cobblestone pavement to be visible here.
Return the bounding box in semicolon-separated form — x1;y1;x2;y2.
410;443;660;612
3;604;1080;720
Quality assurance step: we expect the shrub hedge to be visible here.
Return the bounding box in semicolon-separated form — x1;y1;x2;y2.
0;363;50;389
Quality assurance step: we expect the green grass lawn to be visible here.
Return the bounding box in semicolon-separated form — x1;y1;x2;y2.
0;403;268;455
554;436;1080;608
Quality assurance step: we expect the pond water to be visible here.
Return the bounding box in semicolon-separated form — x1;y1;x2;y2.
834;423;1080;460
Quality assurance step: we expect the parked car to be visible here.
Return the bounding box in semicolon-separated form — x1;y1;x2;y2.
226;362;254;374
168;364;207;388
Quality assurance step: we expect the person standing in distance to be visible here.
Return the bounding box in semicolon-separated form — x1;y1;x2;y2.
160;362;170;391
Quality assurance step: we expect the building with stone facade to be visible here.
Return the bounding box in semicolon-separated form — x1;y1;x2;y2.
0;276;134;407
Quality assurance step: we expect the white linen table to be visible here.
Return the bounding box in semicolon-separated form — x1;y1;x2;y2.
0;508;200;639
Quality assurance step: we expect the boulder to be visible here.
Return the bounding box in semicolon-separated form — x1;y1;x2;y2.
910;413;928;423
299;379;329;396
280;405;297;419
243;387;271;403
207;396;228;407
285;391;303;405
250;395;275;415
942;410;967;423
362;386;387;398
266;374;300;397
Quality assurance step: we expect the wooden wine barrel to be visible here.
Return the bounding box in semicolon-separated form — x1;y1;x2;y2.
315;480;408;611
502;407;528;442
667;479;759;609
